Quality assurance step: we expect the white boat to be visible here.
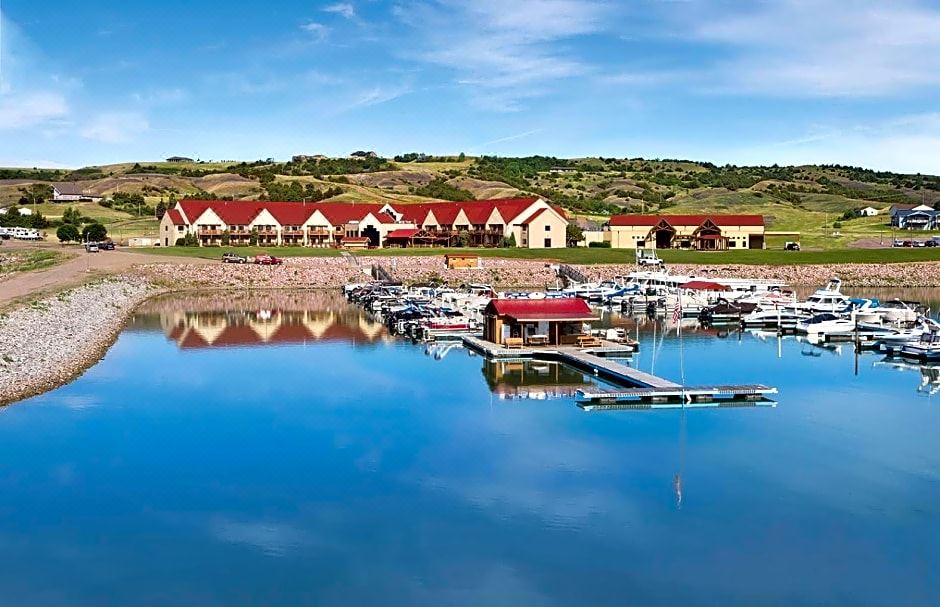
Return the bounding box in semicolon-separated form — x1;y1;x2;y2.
797;313;856;336
741;307;806;328
899;332;940;361
786;278;852;315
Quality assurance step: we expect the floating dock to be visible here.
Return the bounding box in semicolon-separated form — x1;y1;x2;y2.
462;334;778;408
577;384;778;408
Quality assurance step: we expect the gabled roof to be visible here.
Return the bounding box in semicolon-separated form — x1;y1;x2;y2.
517;207;549;225
609;214;765;227
166;208;185;225
485;298;596;322
386;228;420;239
53;182;85;195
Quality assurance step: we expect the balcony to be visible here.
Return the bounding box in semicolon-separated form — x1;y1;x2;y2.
308;228;332;237
282;229;304;236
198;229;222;237
255;229;277;236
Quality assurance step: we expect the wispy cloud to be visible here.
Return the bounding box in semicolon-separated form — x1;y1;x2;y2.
470;128;544;151
299;21;329;41
0;92;69;130
395;0;611;110
324;2;356;20
686;0;940;96
80;111;149;143
349;84;412;109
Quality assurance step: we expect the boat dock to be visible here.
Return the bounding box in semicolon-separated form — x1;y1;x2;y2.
462;334;778;407
577;384;778;408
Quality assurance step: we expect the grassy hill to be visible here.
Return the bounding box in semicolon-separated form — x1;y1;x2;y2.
1;156;938;248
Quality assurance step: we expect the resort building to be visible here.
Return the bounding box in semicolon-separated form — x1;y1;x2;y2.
158;197;569;249
482;299;598;347
602;214;766;250
52;183;103;203
890;204;939;230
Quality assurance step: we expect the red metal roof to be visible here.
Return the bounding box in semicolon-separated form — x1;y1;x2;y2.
166;208;185;225
485;298;596;321
681;280;730;291
386;228;420;239
609;214;765;227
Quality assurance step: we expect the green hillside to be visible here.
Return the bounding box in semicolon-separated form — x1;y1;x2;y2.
2;156;938;248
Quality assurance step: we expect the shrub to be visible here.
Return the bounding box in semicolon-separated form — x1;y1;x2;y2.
82;223;107;242
588;241;611;248
56;224;80;243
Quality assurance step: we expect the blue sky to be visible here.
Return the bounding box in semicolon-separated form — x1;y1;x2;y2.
1;0;939;172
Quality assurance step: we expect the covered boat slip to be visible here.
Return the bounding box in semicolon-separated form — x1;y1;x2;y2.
482;298;601;347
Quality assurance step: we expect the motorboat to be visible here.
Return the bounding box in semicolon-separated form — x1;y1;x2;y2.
699;298;759;324
797;313;856;336
741;307;805;329
786;277;852;315
899;331;940;361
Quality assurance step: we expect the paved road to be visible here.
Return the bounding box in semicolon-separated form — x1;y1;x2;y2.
0;242;211;307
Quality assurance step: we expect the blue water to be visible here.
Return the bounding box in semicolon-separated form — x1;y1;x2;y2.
1;293;939;606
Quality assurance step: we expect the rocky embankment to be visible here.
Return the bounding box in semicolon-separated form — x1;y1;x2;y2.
0;277;156;406
138;256;940;289
579;263;940;288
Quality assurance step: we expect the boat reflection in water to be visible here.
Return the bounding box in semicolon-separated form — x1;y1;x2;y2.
874;358;940;396
482;359;604;400
135;291;389;350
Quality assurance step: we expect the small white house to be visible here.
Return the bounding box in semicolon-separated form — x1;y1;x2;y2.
17;207;33;216
858;207;879;217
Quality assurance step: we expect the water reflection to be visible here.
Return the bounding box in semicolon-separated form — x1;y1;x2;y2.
136;291;388;349
482;359;601;400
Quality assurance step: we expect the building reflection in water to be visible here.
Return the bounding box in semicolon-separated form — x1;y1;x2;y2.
482;359;600;400
136;291;389;349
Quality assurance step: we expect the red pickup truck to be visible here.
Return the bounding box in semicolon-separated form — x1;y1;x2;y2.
255;255;284;265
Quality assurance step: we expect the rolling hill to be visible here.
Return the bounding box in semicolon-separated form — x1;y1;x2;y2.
2;156;938;248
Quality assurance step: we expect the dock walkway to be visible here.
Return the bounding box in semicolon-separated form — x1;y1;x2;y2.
461;335;778;407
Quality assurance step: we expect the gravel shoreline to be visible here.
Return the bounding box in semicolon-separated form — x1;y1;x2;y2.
6;254;940;407
139;256;940;289
0;277;158;407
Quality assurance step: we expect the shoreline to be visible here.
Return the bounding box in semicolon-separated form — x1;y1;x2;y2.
0;278;161;408
6;253;940;407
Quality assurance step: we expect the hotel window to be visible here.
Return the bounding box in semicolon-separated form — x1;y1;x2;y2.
545;225;551;231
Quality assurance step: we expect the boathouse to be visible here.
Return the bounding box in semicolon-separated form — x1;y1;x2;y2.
482;299;598;347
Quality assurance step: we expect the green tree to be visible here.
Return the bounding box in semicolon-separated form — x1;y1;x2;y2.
249;228;258;246
220;230;231;245
566;223;584;246
17;183;52;205
82;222;107;242
155;200;168;219
56;223;80;243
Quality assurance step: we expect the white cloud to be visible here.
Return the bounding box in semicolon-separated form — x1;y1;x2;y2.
347;84;412;110
720;113;940;174
131;87;188;105
300;21;329;41
80;111;149;143
324;2;356;20
395;0;610;110
688;0;940;96
0;92;69;129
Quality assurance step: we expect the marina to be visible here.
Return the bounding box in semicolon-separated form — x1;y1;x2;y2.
3;288;940;606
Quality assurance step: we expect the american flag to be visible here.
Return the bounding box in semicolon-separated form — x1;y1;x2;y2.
672;298;682;324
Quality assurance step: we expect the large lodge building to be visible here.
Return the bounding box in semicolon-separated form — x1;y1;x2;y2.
602;214;766;250
160;197;569;249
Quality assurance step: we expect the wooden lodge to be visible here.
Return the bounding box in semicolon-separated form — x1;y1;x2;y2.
483;299;599;348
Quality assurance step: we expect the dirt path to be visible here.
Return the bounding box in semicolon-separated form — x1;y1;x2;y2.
0;242;211;308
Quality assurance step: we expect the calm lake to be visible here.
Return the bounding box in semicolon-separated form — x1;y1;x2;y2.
1;290;939;606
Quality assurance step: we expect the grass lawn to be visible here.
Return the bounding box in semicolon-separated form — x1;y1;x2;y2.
0;249;71;273
133;245;940;265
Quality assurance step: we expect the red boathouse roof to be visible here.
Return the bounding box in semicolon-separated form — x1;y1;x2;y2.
485;298;597;322
681;280;730;291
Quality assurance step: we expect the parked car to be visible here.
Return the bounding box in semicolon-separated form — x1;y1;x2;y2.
255;255;283;265
97;240;115;250
222;252;248;264
925;240;938;247
784;241;801;251
85;243;99;253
